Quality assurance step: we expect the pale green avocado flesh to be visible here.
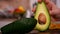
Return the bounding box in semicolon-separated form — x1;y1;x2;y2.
34;2;51;31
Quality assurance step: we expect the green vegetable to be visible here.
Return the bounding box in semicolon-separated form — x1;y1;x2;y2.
34;1;51;31
1;18;37;34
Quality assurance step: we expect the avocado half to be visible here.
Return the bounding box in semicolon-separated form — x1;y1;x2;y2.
1;18;37;34
34;1;51;31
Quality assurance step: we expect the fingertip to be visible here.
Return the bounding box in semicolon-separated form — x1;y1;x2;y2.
32;6;36;13
38;0;42;3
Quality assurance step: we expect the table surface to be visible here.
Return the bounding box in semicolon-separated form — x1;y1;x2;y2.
0;18;60;34
0;29;60;34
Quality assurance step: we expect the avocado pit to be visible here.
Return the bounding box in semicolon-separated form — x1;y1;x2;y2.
38;13;46;24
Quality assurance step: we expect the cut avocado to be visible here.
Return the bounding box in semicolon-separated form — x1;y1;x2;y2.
34;1;51;31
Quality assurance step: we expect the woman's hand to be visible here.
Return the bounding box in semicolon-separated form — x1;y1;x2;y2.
32;0;60;21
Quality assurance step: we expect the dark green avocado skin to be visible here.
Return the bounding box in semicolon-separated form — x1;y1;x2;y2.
1;18;37;34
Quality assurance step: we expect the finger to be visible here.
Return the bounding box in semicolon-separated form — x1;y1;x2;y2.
38;0;42;3
32;6;36;12
50;1;57;10
49;8;60;16
46;3;52;10
49;10;53;16
52;9;60;15
51;17;56;22
44;0;50;4
45;0;54;11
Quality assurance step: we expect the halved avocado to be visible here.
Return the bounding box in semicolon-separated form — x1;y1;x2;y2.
34;1;51;31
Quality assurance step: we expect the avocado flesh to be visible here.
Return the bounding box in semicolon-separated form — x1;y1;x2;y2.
34;2;51;31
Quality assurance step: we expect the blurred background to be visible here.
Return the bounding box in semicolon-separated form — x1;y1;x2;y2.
0;0;60;33
0;0;60;18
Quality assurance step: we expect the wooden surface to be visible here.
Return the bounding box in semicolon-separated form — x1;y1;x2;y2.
49;22;60;29
0;19;60;34
0;29;60;34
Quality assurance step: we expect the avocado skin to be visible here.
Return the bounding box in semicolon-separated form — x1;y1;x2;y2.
34;1;51;31
1;18;37;34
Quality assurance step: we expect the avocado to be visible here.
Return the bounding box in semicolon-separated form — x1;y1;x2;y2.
34;1;51;31
1;18;37;34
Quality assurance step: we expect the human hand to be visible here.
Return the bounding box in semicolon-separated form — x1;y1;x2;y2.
33;0;60;15
32;0;60;21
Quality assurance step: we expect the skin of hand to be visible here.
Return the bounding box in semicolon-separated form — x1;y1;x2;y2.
32;0;60;21
37;0;60;15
